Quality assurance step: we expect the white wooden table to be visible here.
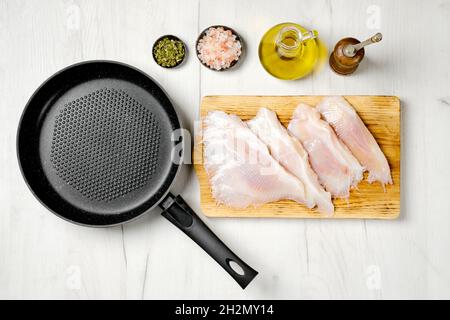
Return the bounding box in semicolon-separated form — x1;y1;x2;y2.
1;0;450;299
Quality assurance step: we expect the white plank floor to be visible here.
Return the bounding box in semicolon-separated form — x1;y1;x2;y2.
1;0;450;299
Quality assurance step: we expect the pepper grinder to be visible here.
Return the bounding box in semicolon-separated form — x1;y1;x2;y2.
329;33;382;75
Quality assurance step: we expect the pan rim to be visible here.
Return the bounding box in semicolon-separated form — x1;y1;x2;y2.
16;60;182;227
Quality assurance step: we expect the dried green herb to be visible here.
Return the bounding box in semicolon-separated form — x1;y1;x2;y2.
153;37;185;68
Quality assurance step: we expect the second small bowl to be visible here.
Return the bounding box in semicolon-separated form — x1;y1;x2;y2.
195;25;244;71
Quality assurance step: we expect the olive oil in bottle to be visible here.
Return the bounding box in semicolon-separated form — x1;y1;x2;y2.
258;22;321;80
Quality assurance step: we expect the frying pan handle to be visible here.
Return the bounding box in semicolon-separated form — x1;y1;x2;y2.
159;193;258;289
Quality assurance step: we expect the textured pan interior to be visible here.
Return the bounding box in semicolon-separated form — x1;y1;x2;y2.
50;87;161;202
17;61;180;226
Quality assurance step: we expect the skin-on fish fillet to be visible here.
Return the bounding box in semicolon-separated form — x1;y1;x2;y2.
288;104;364;198
203;111;311;209
247;107;334;215
316;96;392;186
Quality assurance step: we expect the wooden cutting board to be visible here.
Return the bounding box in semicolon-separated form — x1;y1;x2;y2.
193;96;401;219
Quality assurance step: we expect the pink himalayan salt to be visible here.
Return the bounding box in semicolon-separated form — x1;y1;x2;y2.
197;27;242;71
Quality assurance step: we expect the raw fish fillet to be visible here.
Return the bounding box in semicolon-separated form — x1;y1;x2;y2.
288;104;364;198
247;107;334;215
316;96;392;186
203;111;310;208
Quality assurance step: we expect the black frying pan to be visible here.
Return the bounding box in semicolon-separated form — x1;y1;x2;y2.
17;60;257;289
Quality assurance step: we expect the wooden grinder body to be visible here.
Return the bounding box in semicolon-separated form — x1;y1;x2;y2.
330;38;365;75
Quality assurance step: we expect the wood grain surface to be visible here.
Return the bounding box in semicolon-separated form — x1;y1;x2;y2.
194;95;400;219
